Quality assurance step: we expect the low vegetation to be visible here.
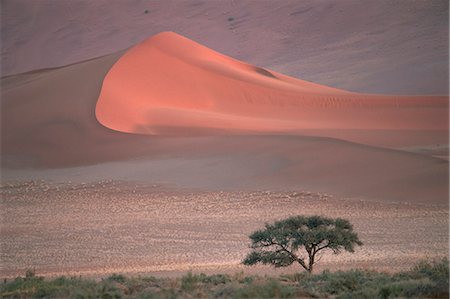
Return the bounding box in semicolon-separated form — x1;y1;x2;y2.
1;259;448;298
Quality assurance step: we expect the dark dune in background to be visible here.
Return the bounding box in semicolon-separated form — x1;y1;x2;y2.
1;0;448;95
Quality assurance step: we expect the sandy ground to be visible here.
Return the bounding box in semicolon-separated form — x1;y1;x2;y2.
1;0;448;285
2;36;448;204
2;1;448;95
1;180;447;279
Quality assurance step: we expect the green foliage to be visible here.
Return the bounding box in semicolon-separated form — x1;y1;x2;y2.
294;259;449;299
180;272;198;292
179;272;232;292
412;258;449;280
376;279;438;299
0;273;97;298
1;259;447;298
233;279;296;298
407;258;449;298
201;274;231;285
93;283;122;299
25;269;36;279
243;215;362;272
214;278;300;299
300;269;390;297
106;273;126;284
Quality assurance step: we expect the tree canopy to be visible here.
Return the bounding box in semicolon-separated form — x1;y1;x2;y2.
242;215;363;273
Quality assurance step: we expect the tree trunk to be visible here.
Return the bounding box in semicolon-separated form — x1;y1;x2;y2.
307;253;315;273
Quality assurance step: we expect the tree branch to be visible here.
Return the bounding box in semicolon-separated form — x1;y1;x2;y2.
316;242;330;252
273;241;308;271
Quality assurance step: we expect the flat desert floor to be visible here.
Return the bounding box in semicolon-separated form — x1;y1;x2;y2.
1;180;447;278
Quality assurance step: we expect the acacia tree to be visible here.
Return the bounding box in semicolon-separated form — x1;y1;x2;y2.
242;215;362;273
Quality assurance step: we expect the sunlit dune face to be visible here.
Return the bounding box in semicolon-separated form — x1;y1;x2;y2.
95;31;448;136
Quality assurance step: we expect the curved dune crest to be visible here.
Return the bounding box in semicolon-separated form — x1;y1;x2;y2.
96;32;448;136
1;35;448;203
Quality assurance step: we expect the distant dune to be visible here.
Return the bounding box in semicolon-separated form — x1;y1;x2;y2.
2;0;448;95
1;31;448;204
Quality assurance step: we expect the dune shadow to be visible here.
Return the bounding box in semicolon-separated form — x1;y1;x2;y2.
253;67;278;79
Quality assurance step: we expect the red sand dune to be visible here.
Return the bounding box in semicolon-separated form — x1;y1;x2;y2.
96;32;448;138
1;32;448;204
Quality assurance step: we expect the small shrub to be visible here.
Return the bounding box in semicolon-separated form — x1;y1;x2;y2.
214;285;237;298
25;269;36;279
180;272;199;292
142;276;159;283
378;279;434;299
408;258;449;298
107;273;126;284
152;288;177;299
241;276;255;285
95;282;122;299
322;270;366;294
412;258;449;281
201;274;231;285
298;269;390;298
280;272;308;283
338;288;379;299
235;279;295;298
232;271;256;284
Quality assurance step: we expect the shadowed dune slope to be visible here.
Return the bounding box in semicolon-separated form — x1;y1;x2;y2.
1;51;157;168
96;32;448;140
3;135;448;205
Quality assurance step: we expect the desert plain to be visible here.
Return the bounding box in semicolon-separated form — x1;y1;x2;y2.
1;180;448;278
1;0;449;281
